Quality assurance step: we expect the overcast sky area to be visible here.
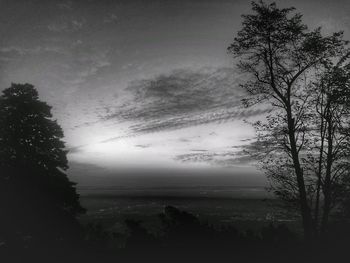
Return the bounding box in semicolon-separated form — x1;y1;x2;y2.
1;0;350;187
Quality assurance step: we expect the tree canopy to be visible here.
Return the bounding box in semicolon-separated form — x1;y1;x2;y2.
0;83;85;217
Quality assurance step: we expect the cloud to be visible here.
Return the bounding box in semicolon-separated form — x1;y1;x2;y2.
0;45;66;64
135;144;151;148
57;1;73;10
103;14;119;24
103;67;268;136
55;47;111;94
174;137;268;167
0;46;64;56
175;150;253;167
47;17;85;32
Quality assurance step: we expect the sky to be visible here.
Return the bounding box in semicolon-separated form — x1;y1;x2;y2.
1;0;350;187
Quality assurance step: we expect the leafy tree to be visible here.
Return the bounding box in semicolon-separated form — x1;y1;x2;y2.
228;1;348;239
0;83;85;251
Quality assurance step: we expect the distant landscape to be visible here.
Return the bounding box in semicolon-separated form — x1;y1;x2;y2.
78;185;297;234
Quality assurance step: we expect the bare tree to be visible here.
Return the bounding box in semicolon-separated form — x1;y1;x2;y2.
228;1;347;239
311;57;350;234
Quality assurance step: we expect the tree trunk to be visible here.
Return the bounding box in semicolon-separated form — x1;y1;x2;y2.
314;111;326;236
321;115;333;234
286;106;314;239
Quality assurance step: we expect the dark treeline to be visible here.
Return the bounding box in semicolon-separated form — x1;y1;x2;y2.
80;205;350;263
3;201;350;263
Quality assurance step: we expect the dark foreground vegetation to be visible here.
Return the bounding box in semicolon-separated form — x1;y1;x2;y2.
1;202;350;263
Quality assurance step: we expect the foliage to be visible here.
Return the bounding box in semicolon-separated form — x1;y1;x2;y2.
0;84;86;258
0;83;84;216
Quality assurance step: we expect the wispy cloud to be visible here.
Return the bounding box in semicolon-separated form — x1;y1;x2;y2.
103;14;119;24
47;16;85;32
57;1;73;10
103;67;268;136
175;138;268;167
0;46;64;56
175;150;252;167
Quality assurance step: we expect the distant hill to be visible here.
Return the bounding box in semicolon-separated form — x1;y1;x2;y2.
68;161;268;198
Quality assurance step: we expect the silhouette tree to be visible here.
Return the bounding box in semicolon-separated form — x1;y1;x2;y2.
0;83;85;252
228;1;348;239
0;83;84;215
311;56;350;234
254;42;350;237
